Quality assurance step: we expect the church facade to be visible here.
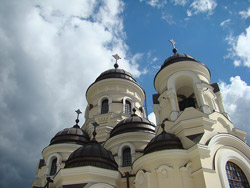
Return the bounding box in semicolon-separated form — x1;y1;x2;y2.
32;47;250;188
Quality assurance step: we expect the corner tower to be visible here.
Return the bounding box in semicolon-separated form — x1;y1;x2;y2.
83;54;146;142
145;41;250;188
152;42;241;147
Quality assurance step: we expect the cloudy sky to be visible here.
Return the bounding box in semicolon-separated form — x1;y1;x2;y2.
0;0;249;187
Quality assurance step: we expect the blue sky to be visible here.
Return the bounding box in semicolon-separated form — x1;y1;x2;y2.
0;0;249;187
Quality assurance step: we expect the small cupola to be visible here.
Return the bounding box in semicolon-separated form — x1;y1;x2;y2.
154;39;210;90
50;109;90;145
87;54;142;94
110;108;155;138
65;122;118;170
144;123;183;154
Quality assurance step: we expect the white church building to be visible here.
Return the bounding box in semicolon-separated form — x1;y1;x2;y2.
32;44;250;188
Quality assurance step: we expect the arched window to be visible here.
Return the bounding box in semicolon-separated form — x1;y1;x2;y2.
50;158;57;176
226;161;249;188
125;100;131;115
101;99;109;114
122;147;132;167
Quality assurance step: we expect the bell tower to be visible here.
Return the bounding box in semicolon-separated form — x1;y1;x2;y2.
153;40;245;148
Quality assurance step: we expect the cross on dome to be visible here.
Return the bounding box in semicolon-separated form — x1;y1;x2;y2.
74;109;82;127
169;39;178;54
91;122;99;141
75;109;82;117
112;54;121;69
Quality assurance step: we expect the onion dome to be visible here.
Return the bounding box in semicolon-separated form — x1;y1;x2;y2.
86;54;144;95
86;68;144;96
95;68;137;83
65;139;118;170
110;109;155;138
65;122;118;170
50;110;90;145
144;123;183;154
50;125;90;145
95;54;137;84
155;39;210;79
159;53;209;73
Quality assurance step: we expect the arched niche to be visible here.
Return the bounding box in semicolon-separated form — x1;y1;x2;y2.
45;152;62;176
118;143;135;167
135;169;150;188
123;97;134;115
167;71;200;112
98;95;112;114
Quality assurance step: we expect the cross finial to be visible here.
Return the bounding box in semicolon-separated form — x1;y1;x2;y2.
75;109;82;119
74;109;82;128
112;54;121;69
91;122;99;141
169;39;176;48
169;39;177;54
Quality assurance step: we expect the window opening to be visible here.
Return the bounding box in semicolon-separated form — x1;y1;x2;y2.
178;93;196;111
125;100;131;115
122;148;132;167
226;161;249;188
50;158;57;176
101;99;109;114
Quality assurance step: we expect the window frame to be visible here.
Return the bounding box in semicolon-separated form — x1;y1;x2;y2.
225;161;249;188
49;158;57;176
118;143;135;167
122;147;132;167
98;96;112;114
125;100;132;115
45;153;62;176
215;146;250;188
101;99;109;114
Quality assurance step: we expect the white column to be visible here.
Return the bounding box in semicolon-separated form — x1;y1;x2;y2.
159;97;168;116
211;97;217;112
167;89;179;121
216;92;229;119
196;84;211;114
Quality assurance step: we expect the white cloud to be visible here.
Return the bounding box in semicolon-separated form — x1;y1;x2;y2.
224;6;232;15
226;26;250;67
239;7;250;19
148;0;160;7
233;60;241;67
126;53;148;76
171;0;189;6
162;12;176;24
148;112;156;125
219;76;250;143
140;0;167;8
220;18;230;27
153;57;158;62
187;10;192;16
187;0;217;16
0;0;144;187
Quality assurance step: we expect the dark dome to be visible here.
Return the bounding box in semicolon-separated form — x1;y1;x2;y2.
86;68;145;95
154;53;210;87
159;53;210;73
144;130;183;154
50;125;90;145
110;114;155;138
65;140;118;170
95;68;137;83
